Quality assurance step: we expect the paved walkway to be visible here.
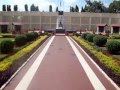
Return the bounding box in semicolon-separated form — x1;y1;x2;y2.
3;35;119;90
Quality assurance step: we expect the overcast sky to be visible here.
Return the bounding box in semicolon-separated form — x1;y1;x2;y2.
0;0;113;12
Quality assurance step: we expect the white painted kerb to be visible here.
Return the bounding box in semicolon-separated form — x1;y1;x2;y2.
66;36;106;90
15;36;55;90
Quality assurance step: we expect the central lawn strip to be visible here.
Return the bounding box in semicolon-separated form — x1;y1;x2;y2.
0;35;47;72
72;36;120;86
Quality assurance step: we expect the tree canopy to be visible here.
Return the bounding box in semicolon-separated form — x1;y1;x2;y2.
30;4;39;11
82;1;106;13
2;5;6;11
70;5;79;12
25;4;28;11
82;0;120;13
14;5;18;11
56;6;59;12
7;5;11;11
108;0;120;13
49;5;52;12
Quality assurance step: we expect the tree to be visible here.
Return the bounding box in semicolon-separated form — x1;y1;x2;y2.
83;1;107;13
108;1;120;13
2;5;6;11
85;0;92;6
14;5;18;11
56;6;58;12
75;5;79;12
7;5;11;11
30;4;35;11
36;6;39;11
25;4;28;11
81;7;85;12
70;6;75;12
30;4;39;11
49;5;52;12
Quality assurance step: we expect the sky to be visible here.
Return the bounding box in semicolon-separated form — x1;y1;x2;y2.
0;0;113;12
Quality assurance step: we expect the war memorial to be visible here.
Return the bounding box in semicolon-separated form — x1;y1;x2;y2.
0;11;120;34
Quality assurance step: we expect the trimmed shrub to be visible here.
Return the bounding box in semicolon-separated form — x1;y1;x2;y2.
32;32;39;39
81;33;90;40
93;35;107;47
15;35;27;47
86;34;95;42
26;32;35;42
26;32;39;42
106;40;120;54
0;40;14;54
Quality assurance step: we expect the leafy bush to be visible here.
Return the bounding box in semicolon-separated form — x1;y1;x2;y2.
81;33;90;40
0;40;14;54
86;34;95;42
26;32;36;42
15;35;27;47
106;40;120;54
93;35;107;47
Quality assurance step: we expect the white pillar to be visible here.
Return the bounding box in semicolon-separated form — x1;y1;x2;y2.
97;26;99;34
111;27;113;34
119;27;120;34
50;15;51;29
104;27;106;34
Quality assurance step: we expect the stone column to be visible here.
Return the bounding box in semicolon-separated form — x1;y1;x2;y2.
89;16;91;31
97;26;99;34
29;12;31;30
119;27;120;34
111;26;113;34
104;27;106;34
40;13;41;31
50;14;51;29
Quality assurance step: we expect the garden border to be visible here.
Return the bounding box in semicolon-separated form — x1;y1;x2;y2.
72;36;120;87
0;36;50;90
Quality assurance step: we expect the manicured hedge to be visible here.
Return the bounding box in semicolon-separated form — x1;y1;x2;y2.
26;32;38;42
0;35;47;72
106;40;120;54
93;35;107;47
86;34;95;42
0;40;14;54
73;36;120;76
15;35;27;47
81;33;90;40
32;32;39;39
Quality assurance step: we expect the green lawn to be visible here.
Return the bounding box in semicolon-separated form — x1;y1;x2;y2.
108;39;120;42
0;33;12;35
0;38;14;41
0;38;15;44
